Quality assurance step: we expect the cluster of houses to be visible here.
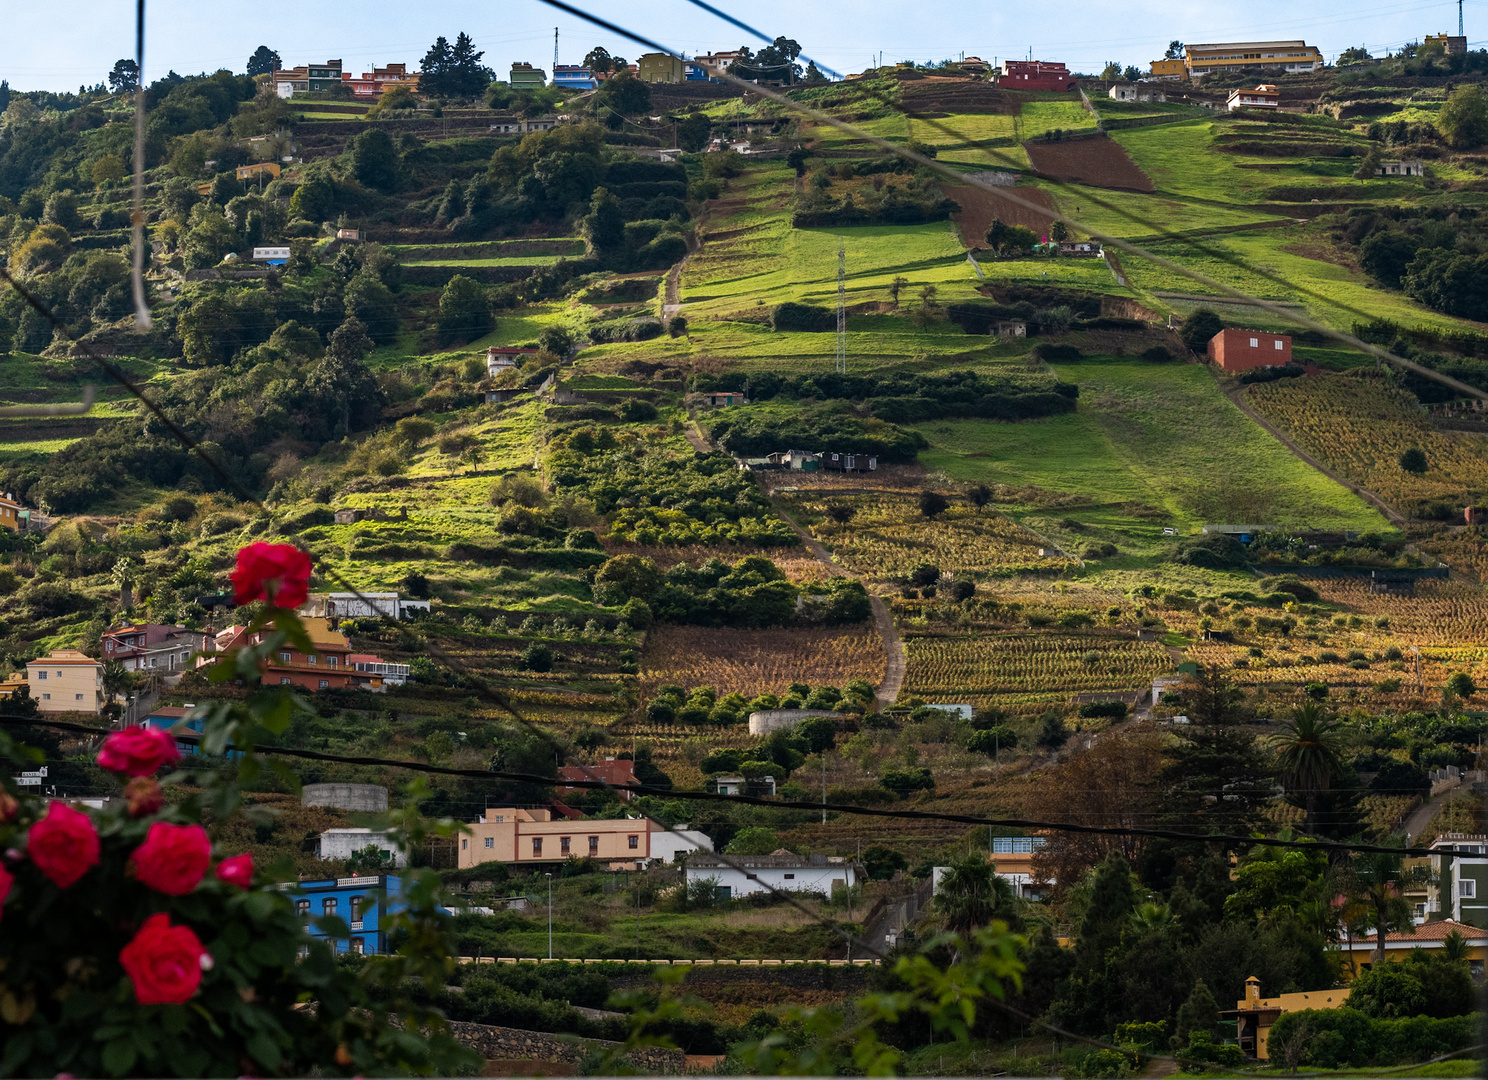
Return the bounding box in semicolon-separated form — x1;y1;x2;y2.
735;449;879;473
271;60;420;99
1147;39;1325;81
0;591;425;717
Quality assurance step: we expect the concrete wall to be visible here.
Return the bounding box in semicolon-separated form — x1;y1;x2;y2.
747;709;844;736
302;783;389;812
318;828;407;867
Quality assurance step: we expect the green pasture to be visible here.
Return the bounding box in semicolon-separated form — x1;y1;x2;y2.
1113;120;1264;202
916;359;1386;533
0;436;81;459
1018;100;1097;140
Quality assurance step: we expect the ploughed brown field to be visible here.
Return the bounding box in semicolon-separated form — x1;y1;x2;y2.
1024;136;1154;192
943;180;1058;243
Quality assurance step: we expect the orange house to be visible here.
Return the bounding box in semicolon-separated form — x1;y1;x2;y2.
1207;327;1292;373
221;618;355;691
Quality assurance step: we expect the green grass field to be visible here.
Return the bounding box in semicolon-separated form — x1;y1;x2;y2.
1019;100;1097;140
917;359;1387;532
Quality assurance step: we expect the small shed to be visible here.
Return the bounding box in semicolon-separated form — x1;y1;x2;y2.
1377;160;1425;178
1108;84;1165;103
689;391;749;408
821;451;876;473
1058;240;1102;257
996;320;1027;337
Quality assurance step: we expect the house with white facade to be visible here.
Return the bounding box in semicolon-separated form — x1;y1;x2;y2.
685;851;862;900
318;827;408;867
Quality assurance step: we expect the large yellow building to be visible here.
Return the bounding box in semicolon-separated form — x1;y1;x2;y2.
25;650;105;714
1183;40;1324;79
636;51;686;83
1226;977;1350;1060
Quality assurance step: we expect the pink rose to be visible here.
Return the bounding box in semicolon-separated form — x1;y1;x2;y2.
119;914;209;1005
130;821;210;896
230;543;313;609
215;852;253;889
98;726;180;777
0;862;13;922
27;802;99;889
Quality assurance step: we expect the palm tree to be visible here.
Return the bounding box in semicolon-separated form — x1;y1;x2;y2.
1268;701;1344;835
934;851;1015;940
1441;929;1470;964
1348;837;1419;967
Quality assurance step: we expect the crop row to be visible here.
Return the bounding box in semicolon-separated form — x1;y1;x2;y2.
901;632;1170;698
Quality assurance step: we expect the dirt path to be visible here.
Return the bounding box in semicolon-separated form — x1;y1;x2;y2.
1225;385;1406;526
682;419;711;454
769;499;907;707
662;219;702;320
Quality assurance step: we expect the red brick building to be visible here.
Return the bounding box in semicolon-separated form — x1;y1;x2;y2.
556;758;642;802
996;60;1076;91
1207;328;1293;373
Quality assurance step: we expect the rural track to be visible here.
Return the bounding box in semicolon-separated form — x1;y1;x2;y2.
1224;384;1406;526
768;498;907;708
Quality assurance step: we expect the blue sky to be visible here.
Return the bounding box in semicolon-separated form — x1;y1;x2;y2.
1;0;1482;92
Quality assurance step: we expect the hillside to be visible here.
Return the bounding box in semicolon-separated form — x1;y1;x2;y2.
2;56;1488;971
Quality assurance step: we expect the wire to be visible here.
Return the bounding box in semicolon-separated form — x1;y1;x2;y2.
0;713;1461;861
532;0;1488;403
679;1;840;79
130;0;151;331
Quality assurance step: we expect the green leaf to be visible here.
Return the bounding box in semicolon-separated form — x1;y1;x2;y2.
100;1037;136;1077
246;1030;284;1070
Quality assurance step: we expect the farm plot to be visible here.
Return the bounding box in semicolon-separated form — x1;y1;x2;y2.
901;630;1171;708
943;181;1057;244
781;492;1070;580
639;623;885;699
1024;136;1154;192
1245;375;1488;515
917;362;1386;533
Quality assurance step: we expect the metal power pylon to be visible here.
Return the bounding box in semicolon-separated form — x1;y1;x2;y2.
835;238;847;374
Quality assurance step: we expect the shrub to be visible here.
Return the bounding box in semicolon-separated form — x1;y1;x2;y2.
966;726;1018;756
1033;343;1082;363
1141;345;1171;363
1078;701;1128;719
1267;1008;1477;1068
1179;308;1222;353
519;642;553;672
880;767;934;796
771;302;834;332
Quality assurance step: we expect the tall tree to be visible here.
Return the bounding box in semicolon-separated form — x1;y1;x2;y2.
1268;700;1345;836
349;128;399;192
107;59;140;94
934;851;1016;939
311;318;383;436
246;46;282;77
419;37;454;95
583;47;615;75
1347;839;1418;967
1158;666;1274;839
1165;41;1185;59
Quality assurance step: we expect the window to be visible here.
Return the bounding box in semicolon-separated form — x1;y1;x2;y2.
589;836;599;853
560;837;571;855
1249;337;1259;348
75;693;83;701
1460;878;1477;899
484;837;494;849
461;838;468;850
296;899;310;917
628;835;639;849
280;677;292;686
307;654;317;665
351;938;365;955
318;680;329;689
328;655;338;667
36;671;45;680
42;693;50;700
784;873;795;880
280;652;292;663
532;838;543;856
323;898;338;916
1274;339;1284;350
350;897;363;921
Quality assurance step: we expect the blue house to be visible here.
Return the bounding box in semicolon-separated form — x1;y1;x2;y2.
140;707;242;759
295;873;408;955
553;64;597;90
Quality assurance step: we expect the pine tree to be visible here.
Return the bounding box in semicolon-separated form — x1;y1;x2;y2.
1174;979;1221;1046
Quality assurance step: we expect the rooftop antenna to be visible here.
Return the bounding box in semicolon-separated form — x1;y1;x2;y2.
836;237;847;375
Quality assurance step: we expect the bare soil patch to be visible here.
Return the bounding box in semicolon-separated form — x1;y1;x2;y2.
1024;137;1154;192
942;181;1057;244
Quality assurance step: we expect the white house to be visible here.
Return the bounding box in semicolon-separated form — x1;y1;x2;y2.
301;592;430;620
1377;160;1425;178
317;827;408;867
1108;84;1165;102
686;852;862;900
648;826;715;863
251;246;292;264
1227;84;1279;111
714;774;776;796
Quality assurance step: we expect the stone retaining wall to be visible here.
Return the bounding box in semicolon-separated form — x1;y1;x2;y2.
447;1021;684;1072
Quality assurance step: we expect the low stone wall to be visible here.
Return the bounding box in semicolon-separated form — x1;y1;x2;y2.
448;1021;684;1072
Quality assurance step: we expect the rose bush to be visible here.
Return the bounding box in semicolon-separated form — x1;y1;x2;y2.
0;593;473;1077
230;541;314;609
97;727;180;777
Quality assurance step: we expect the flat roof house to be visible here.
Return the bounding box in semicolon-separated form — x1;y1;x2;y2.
294;873;414;955
1185;41;1322;79
553;64;597;90
637;52;686;83
1378;159;1425;177
101;624;208;676
686;851;863;900
271;61;344;98
1227;83;1280;111
509;62;547;90
456;807;712;870
996;60;1075;92
1207;327;1292;372
0;491;24;532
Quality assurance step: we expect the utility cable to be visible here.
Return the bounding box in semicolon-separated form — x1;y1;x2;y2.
130;0;152;331
0;714;1463;861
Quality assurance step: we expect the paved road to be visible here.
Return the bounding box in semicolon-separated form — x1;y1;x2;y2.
1403;780;1460;843
769;498;907;707
1225;384;1405;525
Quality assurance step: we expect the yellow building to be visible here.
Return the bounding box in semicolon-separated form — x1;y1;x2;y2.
1225;977;1350;1060
636;51;686;83
1148;57;1187;80
1339;919;1488;979
0;672;27;700
0;492;22;532
25;650;105;714
235;162;281;182
1184;40;1323;79
457;807;711;870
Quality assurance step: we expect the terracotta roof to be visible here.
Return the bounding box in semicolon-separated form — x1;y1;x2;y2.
28;650;102;667
1345;919;1487;949
147;707;194;719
